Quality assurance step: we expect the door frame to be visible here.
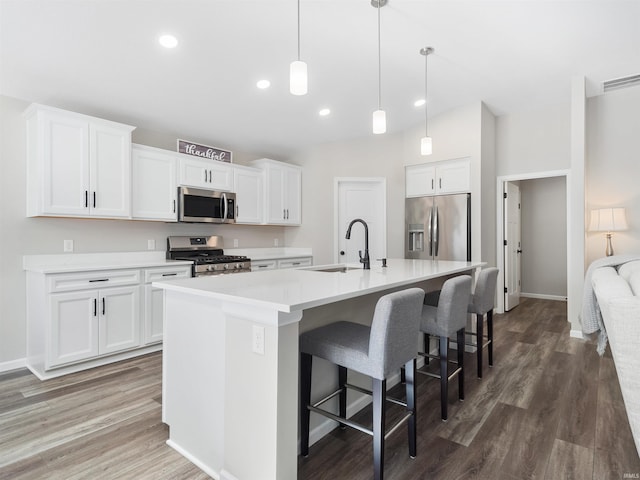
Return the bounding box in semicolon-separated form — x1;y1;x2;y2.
333;177;387;264
495;169;570;314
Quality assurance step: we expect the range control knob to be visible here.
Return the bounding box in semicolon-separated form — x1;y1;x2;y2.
223;264;229;270
207;265;215;272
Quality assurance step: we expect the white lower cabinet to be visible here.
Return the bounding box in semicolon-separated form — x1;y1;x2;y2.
27;263;191;379
48;283;140;368
142;265;191;344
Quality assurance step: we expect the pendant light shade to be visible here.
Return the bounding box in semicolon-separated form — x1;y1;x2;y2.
420;46;434;155
373;109;386;134
421;136;432;155
290;60;307;95
290;0;307;96
372;0;386;134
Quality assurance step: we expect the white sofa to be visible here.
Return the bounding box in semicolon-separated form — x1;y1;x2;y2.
591;259;640;454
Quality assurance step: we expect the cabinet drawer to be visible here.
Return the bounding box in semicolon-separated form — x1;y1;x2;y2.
251;260;277;272
144;265;192;283
277;257;313;269
48;269;141;293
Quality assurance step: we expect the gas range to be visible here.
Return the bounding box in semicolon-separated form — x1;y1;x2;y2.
166;236;251;276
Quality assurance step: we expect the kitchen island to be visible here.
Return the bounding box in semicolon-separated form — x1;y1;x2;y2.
154;258;484;480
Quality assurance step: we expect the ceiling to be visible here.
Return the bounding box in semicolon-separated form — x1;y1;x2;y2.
2;0;639;159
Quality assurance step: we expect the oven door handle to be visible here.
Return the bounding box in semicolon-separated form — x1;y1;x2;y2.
222;193;228;220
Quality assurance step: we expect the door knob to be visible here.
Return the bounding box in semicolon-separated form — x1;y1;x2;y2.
517;249;523;254
340;251;345;255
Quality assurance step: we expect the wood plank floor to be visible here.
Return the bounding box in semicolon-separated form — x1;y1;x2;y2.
0;298;638;479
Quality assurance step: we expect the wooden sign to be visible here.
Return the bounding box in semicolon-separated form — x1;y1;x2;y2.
177;139;232;163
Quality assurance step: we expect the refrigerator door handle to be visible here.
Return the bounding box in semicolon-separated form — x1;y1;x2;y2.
433;205;439;257
427;206;433;256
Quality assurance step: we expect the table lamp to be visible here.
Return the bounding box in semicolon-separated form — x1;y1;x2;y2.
589;207;628;256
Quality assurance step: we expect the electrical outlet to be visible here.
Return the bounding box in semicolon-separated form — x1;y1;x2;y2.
252;325;265;355
274;238;279;247
233;238;239;247
63;240;73;252
147;239;156;250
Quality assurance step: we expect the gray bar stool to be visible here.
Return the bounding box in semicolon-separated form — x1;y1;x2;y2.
419;275;472;421
468;267;499;378
299;288;425;480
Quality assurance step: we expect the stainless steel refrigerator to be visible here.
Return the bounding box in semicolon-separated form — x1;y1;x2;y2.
405;193;471;261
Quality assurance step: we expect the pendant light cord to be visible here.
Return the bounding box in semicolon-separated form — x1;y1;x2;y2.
424;52;428;136
377;1;382;110
297;0;301;61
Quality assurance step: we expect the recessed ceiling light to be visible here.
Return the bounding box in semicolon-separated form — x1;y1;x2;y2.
319;108;331;116
414;99;426;107
159;34;178;49
256;79;271;89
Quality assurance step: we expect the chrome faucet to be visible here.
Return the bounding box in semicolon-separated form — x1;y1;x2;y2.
345;218;370;270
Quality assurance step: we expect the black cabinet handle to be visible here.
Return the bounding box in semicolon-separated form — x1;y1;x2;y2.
89;278;109;283
93;191;96;208
85;191;88;208
340;251;345;255
209;170;212;183
93;298;97;316
162;273;178;277
173;200;176;213
102;297;105;315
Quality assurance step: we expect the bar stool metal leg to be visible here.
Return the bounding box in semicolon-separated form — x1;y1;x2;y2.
488;309;494;366
300;352;312;457
405;358;417;458
372;378;386;480
338;365;347;429
457;328;465;400
476;312;484;378
439;336;449;421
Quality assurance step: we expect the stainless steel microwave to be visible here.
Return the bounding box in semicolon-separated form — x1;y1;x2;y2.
177;186;236;224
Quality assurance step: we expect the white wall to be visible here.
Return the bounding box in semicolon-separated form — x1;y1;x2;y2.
288;102;495;267
0;95;286;366
520;176;567;298
586;86;640;264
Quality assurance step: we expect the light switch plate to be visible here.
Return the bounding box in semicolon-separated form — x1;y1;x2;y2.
252;325;265;355
147;239;156;250
63;240;73;252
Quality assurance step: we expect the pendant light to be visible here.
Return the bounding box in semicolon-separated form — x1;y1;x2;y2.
372;0;386;134
290;0;308;95
420;46;434;155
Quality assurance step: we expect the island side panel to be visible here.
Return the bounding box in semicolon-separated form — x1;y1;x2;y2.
221;303;302;480
162;290;226;478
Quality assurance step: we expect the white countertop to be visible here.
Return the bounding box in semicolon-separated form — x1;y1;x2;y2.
154;258;484;313
23;251;192;273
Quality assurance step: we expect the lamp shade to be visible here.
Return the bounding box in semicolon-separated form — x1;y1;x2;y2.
421;136;432;155
372;109;386;134
289;60;308;95
589;207;628;232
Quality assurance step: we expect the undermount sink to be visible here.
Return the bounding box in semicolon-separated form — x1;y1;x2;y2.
305;266;361;273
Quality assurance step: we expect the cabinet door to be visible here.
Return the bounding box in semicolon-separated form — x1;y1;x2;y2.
405;164;435;197
234;167;263;224
284;167;301;225
436;160;470;194
144;284;164;345
89;124;132;218
99;286;141;355
42;112;90;215
277;257;312;269
50;290;99;367
265;166;286;224
132;147;177;221
179;157;232;191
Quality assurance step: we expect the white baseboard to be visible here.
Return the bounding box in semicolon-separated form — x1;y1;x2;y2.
520;292;567;302
0;357;27;374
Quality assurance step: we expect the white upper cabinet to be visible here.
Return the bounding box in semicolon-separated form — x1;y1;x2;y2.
233;165;263;224
405;158;470;197
131;144;178;221
25;104;135;218
251;158;301;225
178;156;233;191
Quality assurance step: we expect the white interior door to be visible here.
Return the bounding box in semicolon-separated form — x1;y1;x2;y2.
335;179;386;265
504;181;522;310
